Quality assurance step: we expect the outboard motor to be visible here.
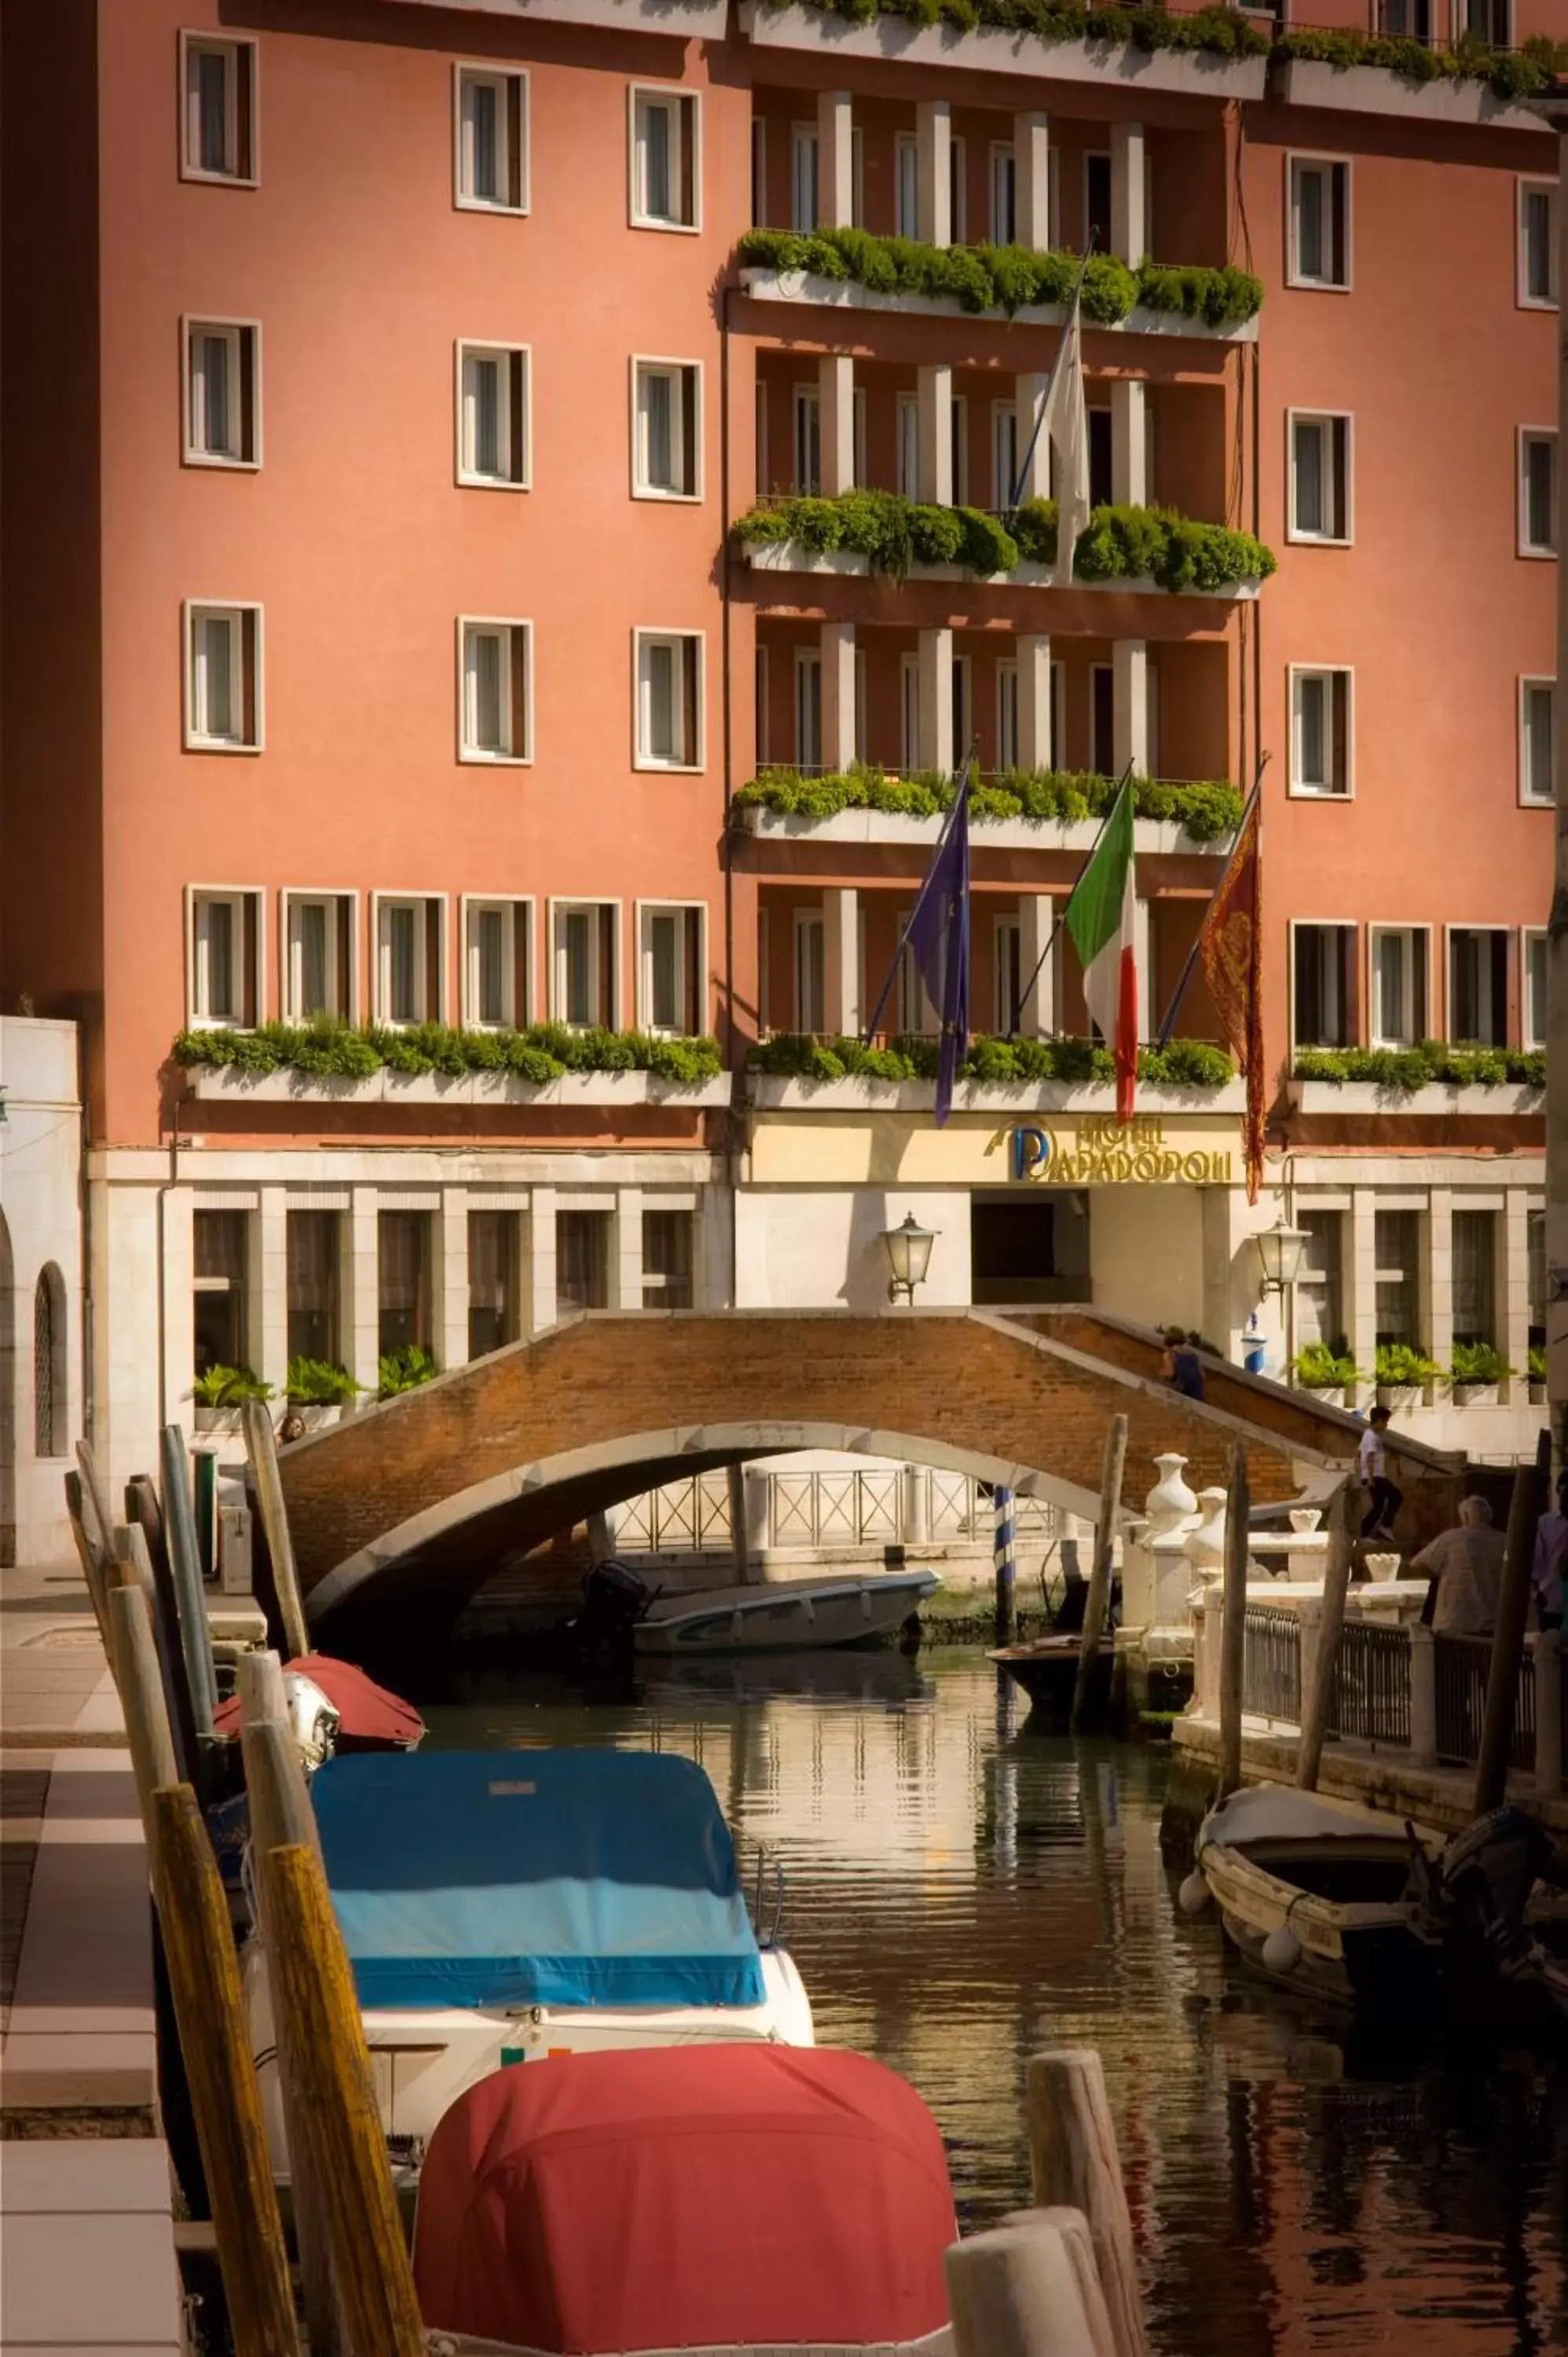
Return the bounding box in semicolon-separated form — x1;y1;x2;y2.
1408;1806;1552;1975
574;1557;654;1660
283;1672;342;1772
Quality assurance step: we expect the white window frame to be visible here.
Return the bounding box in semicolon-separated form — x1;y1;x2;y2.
790;122;818;233
550;899;621;1028
1288;664;1353;800
995;914;1022;1035
631;356;703;501
897;903;938;1036
1285;153;1352;293
793;909;826;1034
894;134;918;240
793;647;822;769
372;893;445;1028
183;599;263;753
996;659;1020;772
182;316;261;469
628;83;702;234
636;900;708;1036
1367;924;1427;1050
899;652;920;773
453;63;529;214
179;31;258;187
852;125;865;229
991;399;1020;510
185;885;262;1030
280;889;356;1025
792;382;821;496
853;385;867;490
1453;0;1511;42
896;394;920;500
1519;676;1555;806
461;894;534;1030
951;652;972;766
1287;409;1353;545
1523;927;1548;1051
951;393;969;507
457;615;534;765
989;141;1017;247
1445;923;1510;1048
454;340;531;489
633;628;705;772
949;134;967;246
1519;427;1558;557
1288;919;1359;1053
1518;177;1559;310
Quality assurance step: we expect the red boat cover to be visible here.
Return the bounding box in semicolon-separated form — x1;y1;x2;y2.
211;1655;425;1750
412;2045;957;2353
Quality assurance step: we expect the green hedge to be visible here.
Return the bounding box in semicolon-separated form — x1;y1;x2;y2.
738;226;1262;328
734;489;1274;592
173;1021;724;1087
750;1032;1235;1088
735;764;1244;842
1277;26;1568;100
1292;1044;1546;1091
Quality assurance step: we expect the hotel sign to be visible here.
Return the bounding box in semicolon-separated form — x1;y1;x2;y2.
1011;1116;1233;1186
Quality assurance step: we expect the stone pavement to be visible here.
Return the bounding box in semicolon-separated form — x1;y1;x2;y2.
0;1563;181;2352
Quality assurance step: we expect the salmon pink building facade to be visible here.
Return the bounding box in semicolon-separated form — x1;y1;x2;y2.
0;0;1553;1518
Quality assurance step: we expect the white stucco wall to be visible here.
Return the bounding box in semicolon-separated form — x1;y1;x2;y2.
0;1020;83;1563
1086;1185;1207;1335
735;1186;974;1310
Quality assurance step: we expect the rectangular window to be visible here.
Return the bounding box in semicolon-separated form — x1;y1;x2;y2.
463;897;531;1029
755;646;770;766
1378;0;1431;34
193;1210;250;1376
286;1209;340;1368
189;888;261;1028
1295;1211;1344;1353
467;1210;521;1358
1291;922;1357;1049
1290;412;1351;542
1452;1208;1498;1349
558;1209;611;1314
751;116;766;229
455;65;527;211
1521;679;1555;805
995;915;1022;1035
853;386;868;489
639;904;704;1034
553;901;617;1027
990;143;1016;246
1368;926;1427;1048
181;33;256;185
1290;667;1352;797
855;647;867;763
794;649;822;768
949;135;967;245
895;134;918;240
899;654;920;773
1519;180;1558;309
283;892;353;1023
633;359;700;499
185;603;262;750
1373;1208;1419;1350
952;655;971;768
374;896;444;1026
793;384;821;496
951;394;969;508
631;87;699;230
460;618;532;761
991;401;1020;510
1525;929;1548;1050
378;1212;431;1359
1521;431;1557;555
896;394;920;500
1288;158;1350;290
1448;927;1508;1047
184;321;259;467
635;631;703;768
791;123;817;233
1086;152;1112;255
456;343;529;487
898;903;938;1036
643;1209;694;1310
1087;408;1112;511
794;911;826;1033
1090;664;1114;777
996;660;1020;772
1457;0;1510;40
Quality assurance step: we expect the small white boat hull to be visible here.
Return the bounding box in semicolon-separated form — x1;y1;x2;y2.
636;1573;937;1655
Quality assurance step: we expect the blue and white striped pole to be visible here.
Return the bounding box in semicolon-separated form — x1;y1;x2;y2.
993;1483;1016;1647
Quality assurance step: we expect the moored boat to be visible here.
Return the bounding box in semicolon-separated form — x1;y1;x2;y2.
635;1569;938;1655
989;1634;1111;1726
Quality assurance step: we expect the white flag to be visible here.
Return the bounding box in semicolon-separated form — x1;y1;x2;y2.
1037;294;1089;591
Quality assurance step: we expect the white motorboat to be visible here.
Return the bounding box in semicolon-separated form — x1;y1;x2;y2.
245;1747;813;2182
635;1569;938;1654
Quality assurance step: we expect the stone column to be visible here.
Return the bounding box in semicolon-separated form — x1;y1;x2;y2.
162;1189;196;1435
817;89;854;229
1112;639;1149;775
819;353;855;497
613;1186;643;1312
1504;1189;1532;1406
1110;120;1146;266
1408;1624;1438;1769
1013;376;1050;503
258;1186;288;1402
1017;894;1055;1038
916;100;951;247
528;1185;557;1335
745;1465;774;1553
917;363;953;505
918;627;954;772
437;1187;469;1372
349;1187;380;1396
820;620;857;771
902;1461;930;1544
822;887;860;1038
1013;112;1050;248
1016;633;1052;765
1350;1189;1378;1402
1427;1188;1453;1383
1111;377;1148;508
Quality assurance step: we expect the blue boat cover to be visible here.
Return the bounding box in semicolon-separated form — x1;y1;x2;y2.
309;1749;766;2014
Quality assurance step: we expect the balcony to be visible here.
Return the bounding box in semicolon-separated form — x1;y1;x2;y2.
1287;1047;1545;1120
748;1031;1242;1117
734;767;1242;854
1275;30;1555;130
171;1025;732;1109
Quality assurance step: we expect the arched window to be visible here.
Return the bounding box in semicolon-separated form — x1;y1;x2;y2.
33;1266;66;1460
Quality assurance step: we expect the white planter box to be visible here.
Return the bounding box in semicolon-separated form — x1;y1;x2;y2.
737;801;1233;856
1300;1384;1346;1411
386;0;728;28
745;540;1262;601
740;2;1269;98
749;1074;1245;1115
1449;1383;1501;1409
1376;1384;1425;1410
739;268;1258;343
1279;55;1545;132
1289;1079;1544;1116
184;1065;732;1109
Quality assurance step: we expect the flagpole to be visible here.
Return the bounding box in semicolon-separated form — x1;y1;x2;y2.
1005;236;1097;520
1008;763;1133;1037
861;743;978;1046
1153;755;1268;1048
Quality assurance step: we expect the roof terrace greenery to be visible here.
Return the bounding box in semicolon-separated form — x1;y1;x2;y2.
750;1031;1236;1087
735;764;1244;841
172;1021;724;1086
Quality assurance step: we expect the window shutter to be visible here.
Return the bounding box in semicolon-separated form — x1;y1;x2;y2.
1331;670;1349;793
599;907;617;1027
507;76;524;207
241;608;258;743
236;48;253;180
239;328;256;461
681;366;698;496
683;907;702;1033
680;96;696;225
425;899;443;1022
509;350;526;482
242;896;259;1028
683;637;700;764
511;625;529;757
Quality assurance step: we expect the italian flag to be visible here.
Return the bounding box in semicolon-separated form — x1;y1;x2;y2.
1065;779;1138;1124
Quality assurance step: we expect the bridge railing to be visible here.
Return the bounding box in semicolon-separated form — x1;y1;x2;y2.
614;1468;1060;1556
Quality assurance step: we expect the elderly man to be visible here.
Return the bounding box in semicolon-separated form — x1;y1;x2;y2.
1409;1496;1508;1637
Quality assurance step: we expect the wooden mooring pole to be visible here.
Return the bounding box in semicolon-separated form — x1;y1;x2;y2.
1072;1416;1127;1734
1474;1428;1552;1817
1024;2047;1147;2357
159;1424;218;1738
947;2220;1102;2357
244;1398;312;1662
1295;1482;1352;1794
1217;1440;1251;1802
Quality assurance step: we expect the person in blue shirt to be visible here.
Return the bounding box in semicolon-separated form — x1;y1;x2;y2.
1160;1326;1205;1402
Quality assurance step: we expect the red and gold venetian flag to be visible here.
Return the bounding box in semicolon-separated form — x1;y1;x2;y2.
1197;790;1265;1201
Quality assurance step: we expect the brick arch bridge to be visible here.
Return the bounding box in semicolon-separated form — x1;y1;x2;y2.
277;1310;1462;1633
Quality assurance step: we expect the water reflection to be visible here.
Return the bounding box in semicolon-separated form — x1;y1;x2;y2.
412;1651;1568;2355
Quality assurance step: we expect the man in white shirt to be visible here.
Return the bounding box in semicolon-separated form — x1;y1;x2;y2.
1410;1496;1508;1637
1357;1406;1401;1541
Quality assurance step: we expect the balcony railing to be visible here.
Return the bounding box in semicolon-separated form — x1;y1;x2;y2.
614;1465;1060;1554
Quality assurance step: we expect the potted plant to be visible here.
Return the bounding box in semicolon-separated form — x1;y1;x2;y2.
284;1355;364;1432
1529;1343;1548;1406
1446;1340;1513;1409
1293;1339;1360;1409
1373;1343;1439;1411
378;1343;438;1400
191;1364;273;1434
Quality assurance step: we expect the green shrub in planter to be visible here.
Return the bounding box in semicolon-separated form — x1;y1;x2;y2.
284;1357;363;1406
1529;1344;1548;1384
378;1344;438;1398
1295;1341;1360;1388
192;1364;273;1407
1447;1342;1515;1387
1373;1343;1441;1389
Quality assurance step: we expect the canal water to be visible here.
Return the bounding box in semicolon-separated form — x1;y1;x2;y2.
413;1648;1568;2355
